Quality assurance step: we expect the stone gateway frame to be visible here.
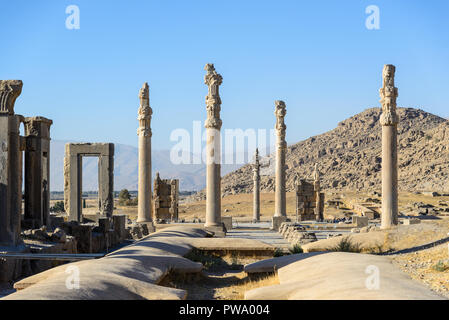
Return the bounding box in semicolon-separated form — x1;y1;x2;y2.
64;143;114;222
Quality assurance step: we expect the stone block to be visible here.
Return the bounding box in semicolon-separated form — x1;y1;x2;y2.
352;216;369;227
204;224;226;237
49;215;65;229
403;218;421;225
271;216;288;232
221;216;232;231
98;217;111;234
70;224;93;253
113;215;127;242
83;213;100;224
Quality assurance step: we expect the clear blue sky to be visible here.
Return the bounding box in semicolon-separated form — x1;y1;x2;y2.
1;0;448;150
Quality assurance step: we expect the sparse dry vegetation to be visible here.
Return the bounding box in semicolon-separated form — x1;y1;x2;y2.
161;250;279;300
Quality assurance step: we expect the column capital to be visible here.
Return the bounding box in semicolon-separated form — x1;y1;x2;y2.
379;64;399;126
275;100;287;137
24;116;53;139
204;63;223;130
0;80;23;115
138;82;153;135
253;148;260;180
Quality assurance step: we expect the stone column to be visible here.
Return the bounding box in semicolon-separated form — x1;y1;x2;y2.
379;64;399;229
24;117;53;228
204;64;223;228
253;148;261;222
313;163;322;221
0;80;23;246
64;144;82;222
137;83;153;223
98;144;114;217
274;100;287;217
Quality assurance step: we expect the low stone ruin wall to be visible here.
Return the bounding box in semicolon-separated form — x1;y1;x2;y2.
278;222;317;247
1;214;135;284
3;226;209;300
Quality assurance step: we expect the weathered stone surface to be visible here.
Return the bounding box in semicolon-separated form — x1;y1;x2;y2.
0;80;23;246
49;228;66;243
153;172;179;221
4;226;208;300
253;148;260;222
113;214;127;243
24;116;52;228
271;216;287;232
244;252;324;274
403;218;421;225
295;166;325;222
64;143;114;221
274;100;287;217
221;216;232;231
380;64;399;229
137;82;153;223
352;216;369;227
244;252;444;300
204;64;223;228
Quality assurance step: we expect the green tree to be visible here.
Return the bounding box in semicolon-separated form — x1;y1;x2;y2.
118;189;131;205
50;201;65;213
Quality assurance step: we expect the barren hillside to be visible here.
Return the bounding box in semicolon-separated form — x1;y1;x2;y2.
191;107;448;200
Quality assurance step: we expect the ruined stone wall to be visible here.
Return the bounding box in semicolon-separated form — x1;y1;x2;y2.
296;179;324;221
153;173;178;221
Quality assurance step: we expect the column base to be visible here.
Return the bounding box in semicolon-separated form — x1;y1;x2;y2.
204;224;226;237
271;216;288;232
137;221;155;233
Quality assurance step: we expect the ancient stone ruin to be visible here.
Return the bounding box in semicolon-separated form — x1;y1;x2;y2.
204;63;223;230
63;143;114;222
295;164;325;222
153;172;179;222
252;148;261;222
137;82;153;225
274;100;287;218
379;64;399;229
0;80;53;246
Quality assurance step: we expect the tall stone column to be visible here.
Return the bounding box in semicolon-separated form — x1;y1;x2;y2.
253;148;261;223
137;83;153;223
274;100;287;217
24;116;53;228
204;64;223;228
0;80;23;246
379;64;399;229
313;163;322;221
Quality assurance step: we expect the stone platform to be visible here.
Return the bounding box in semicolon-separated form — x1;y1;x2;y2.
244;252;446;300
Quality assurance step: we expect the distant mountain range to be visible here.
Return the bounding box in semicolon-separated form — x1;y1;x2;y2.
50;140;248;192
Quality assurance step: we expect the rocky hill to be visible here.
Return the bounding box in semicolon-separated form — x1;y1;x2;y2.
191;107;448;200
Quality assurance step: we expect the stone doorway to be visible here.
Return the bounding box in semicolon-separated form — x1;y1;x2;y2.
63;143;114;222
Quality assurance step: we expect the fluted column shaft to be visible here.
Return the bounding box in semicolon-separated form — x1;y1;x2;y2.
274;101;287;217
137;83;153;223
204;64;223;227
379;64;399;229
